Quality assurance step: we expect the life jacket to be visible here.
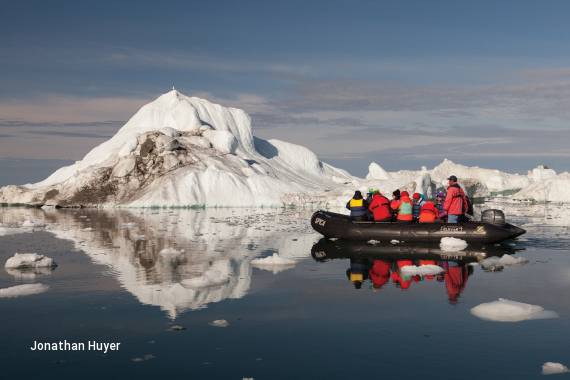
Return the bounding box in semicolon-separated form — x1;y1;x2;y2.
397;197;413;221
444;184;469;216
368;194;392;221
347;197;367;217
369;260;391;289
419;201;438;223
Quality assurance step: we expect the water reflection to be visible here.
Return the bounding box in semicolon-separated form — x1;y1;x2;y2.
311;239;521;303
0;207;317;318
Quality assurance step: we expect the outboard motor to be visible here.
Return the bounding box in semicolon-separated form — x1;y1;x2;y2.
481;209;506;225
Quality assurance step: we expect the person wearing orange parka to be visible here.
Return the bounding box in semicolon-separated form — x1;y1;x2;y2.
419;201;439;223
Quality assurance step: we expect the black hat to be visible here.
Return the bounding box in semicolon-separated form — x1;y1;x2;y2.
447;175;458;182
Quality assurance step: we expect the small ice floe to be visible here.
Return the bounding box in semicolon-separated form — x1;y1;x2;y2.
390;239;400;244
480;254;528;272
131;354;155;362
251;254;296;274
400;265;445;276
0;283;49;298
542;362;570;375
209;319;229;328
367;239;381;245
5;253;57;269
21;220;46;228
470;298;559;322
440;237;468;251
251;254;295;266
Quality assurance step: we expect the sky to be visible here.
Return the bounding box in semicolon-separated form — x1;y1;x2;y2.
2;0;570;184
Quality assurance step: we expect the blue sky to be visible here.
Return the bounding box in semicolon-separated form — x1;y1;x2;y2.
2;0;570;184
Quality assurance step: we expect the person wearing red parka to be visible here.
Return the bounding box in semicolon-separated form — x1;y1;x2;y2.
368;192;392;222
443;175;468;223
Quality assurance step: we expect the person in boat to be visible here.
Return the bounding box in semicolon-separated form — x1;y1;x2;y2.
443;175;469;223
435;191;447;219
368;190;392;222
412;192;426;221
346;190;369;221
392;191;414;222
418;200;439;223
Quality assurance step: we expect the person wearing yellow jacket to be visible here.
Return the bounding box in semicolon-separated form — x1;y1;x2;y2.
346;190;369;221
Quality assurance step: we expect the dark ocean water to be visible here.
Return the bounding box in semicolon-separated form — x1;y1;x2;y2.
0;207;568;379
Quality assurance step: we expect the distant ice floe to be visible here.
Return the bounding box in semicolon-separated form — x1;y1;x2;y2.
209;319;230;328
251;253;296;274
542;362;570;375
440;237;468;252
401;265;445;276
4;253;57;269
21;220;46;228
480;254;528;271
471;298;559;322
0;283;49;298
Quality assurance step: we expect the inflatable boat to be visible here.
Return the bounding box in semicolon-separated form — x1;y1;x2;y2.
311;209;525;244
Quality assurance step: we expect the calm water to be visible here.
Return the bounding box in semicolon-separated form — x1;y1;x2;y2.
1;205;569;379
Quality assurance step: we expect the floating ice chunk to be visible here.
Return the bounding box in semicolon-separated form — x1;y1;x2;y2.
542;362;570;375
251;254;296;266
440;237;468;251
209;319;229;328
0;283;49;298
5;253;56;269
480;254;528;271
401;265;445;276
471;298;559;322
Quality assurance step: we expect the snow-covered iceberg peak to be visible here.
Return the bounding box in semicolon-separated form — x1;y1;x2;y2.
0;89;353;207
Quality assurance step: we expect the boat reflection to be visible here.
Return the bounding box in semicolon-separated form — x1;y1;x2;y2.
311;238;521;303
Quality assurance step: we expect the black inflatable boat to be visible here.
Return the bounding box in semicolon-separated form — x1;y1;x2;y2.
311;209;525;244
